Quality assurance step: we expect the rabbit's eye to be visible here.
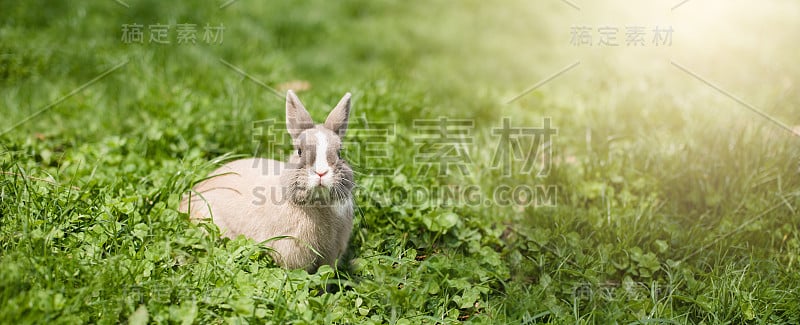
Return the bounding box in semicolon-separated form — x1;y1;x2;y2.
297;149;302;156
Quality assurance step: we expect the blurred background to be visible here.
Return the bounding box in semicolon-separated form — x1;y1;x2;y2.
1;0;799;322
3;0;798;133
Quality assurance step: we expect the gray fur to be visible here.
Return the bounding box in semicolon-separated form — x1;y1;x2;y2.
324;93;351;136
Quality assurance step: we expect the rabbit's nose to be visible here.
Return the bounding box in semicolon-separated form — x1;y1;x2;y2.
315;170;329;177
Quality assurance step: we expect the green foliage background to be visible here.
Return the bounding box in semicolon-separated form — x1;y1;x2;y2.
1;0;799;323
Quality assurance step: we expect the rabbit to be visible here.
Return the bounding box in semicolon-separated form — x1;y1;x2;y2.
180;90;355;273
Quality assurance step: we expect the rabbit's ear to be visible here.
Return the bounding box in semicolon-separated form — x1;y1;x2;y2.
324;92;351;137
286;90;315;139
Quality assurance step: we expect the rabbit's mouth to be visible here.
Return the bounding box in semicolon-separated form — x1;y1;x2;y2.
292;186;336;207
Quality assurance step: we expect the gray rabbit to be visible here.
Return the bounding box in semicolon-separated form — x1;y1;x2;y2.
181;90;354;273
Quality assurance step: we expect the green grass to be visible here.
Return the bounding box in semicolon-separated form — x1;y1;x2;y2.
2;0;800;323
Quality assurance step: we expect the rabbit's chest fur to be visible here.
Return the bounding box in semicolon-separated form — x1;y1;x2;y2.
181;158;353;272
265;201;353;271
